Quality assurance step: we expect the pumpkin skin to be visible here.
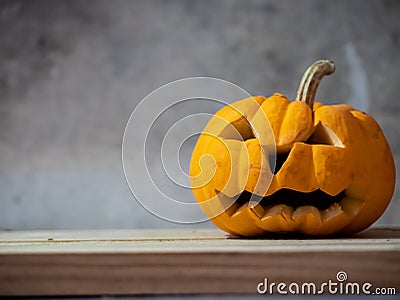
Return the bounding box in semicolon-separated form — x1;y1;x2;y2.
190;60;396;236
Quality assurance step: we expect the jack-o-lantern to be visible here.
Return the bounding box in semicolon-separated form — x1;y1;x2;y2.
190;60;395;236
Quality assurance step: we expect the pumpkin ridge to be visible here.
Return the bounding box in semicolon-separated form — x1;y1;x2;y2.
275;95;291;142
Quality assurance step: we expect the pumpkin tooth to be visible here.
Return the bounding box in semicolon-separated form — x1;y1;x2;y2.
248;200;264;219
315;202;355;235
262;204;293;221
212;192;265;236
231;202;251;218
292;205;321;220
257;204;295;232
340;196;364;216
321;203;344;222
223;201;242;217
292;206;323;234
229;202;267;236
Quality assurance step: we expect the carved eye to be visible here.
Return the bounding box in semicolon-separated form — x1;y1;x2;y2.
274;121;344;174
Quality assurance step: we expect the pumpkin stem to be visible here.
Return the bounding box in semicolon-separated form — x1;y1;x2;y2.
296;60;335;108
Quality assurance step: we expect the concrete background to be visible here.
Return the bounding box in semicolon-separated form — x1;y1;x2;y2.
0;0;399;229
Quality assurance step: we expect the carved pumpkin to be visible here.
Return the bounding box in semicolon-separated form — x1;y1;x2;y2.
190;60;395;236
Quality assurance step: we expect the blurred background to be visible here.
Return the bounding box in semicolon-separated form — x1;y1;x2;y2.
0;0;399;229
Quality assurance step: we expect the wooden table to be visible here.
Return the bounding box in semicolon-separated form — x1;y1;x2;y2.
0;228;399;296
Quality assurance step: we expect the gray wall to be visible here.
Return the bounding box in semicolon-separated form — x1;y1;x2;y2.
0;0;399;229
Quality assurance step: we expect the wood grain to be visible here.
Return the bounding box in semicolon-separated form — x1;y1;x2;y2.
0;228;399;296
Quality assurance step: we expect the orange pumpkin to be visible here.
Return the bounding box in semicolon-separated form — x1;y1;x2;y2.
190;60;395;236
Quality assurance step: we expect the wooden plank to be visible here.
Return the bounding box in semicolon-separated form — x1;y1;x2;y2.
0;228;399;296
0;228;226;243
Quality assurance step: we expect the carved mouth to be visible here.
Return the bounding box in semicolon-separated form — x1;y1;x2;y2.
234;189;346;211
216;187;363;230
